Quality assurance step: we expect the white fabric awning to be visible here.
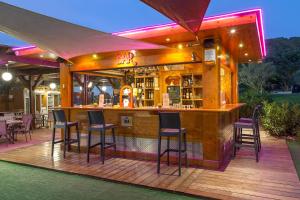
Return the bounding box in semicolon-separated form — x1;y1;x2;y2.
0;2;166;59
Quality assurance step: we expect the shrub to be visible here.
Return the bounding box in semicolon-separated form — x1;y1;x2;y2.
261;102;300;137
239;90;271;117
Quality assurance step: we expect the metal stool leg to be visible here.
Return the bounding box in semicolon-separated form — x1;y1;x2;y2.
254;129;259;162
157;135;161;174
167;136;170;166
87;130;91;162
76;124;80;153
63;127;67;158
178;133;182;176
112;128;117;152
51;127;56;157
184;132;188;167
67;127;71;151
233;125;237;158
100;129;105;164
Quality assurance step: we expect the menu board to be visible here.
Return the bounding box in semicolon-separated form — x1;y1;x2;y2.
167;86;180;104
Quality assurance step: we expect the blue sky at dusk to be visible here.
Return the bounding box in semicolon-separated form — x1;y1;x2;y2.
0;0;299;46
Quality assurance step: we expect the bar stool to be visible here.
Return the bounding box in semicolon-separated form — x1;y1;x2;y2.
233;107;260;162
239;105;262;151
87;110;117;164
157;112;187;176
51;110;80;158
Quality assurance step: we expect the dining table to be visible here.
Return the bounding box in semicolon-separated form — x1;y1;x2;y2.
6;119;23;143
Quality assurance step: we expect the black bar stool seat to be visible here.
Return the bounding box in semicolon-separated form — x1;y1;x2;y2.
87;110;117;164
157;112;188;176
51;110;80;158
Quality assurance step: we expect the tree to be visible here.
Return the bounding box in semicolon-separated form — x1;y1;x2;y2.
239;62;276;94
265;37;300;90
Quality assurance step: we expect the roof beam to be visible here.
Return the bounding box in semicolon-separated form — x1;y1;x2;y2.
0;54;59;68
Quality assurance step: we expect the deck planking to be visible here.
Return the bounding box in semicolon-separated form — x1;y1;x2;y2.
0;130;300;200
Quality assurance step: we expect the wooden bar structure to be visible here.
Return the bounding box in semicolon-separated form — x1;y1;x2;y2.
55;9;266;170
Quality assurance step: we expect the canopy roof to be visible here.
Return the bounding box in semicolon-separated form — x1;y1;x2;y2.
0;2;166;60
141;0;210;34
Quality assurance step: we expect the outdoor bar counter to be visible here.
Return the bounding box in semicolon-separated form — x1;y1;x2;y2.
61;104;243;169
55;9;265;170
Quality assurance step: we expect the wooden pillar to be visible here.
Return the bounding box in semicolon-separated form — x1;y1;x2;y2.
230;57;239;103
202;38;221;109
60;63;72;107
201;38;222;167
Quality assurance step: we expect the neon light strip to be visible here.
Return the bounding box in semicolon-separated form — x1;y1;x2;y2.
12;45;36;51
113;8;267;57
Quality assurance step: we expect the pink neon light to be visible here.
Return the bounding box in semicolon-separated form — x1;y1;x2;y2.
12;45;36;51
113;8;267;57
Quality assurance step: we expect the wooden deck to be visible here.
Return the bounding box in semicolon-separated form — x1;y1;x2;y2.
0;130;300;200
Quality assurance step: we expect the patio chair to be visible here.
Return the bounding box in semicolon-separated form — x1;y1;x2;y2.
0;121;10;145
14;114;33;142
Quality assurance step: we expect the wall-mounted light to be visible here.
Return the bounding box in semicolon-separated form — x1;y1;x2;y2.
166;38;171;42
244;53;249;56
239;43;244;48
177;44;183;49
49;83;57;90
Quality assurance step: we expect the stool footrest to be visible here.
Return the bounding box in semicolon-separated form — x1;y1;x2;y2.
160;148;186;157
88;142;116;149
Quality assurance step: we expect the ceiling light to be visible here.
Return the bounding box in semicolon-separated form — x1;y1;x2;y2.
166;38;171;42
177;44;183;49
49;83;57;90
101;86;107;91
2;72;12;81
88;82;93;88
244;53;249;56
239;43;244;48
230;28;236;34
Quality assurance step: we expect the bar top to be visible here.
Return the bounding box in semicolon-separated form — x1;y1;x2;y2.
58;103;245;112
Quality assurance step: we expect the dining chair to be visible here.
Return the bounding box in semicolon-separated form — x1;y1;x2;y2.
0;121;10;145
15;114;33;142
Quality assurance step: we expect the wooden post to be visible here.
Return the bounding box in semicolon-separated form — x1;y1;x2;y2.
202;38;221;109
60;63;72;107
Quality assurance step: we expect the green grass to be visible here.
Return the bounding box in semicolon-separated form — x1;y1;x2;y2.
270;93;300;104
287;140;300;179
0;161;205;200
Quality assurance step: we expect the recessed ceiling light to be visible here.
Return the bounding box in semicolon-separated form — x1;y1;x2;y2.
230;28;236;34
166;38;171;42
92;54;98;59
177;44;183;49
239;43;244;48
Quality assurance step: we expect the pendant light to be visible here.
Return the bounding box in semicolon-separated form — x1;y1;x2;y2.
2;64;12;81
